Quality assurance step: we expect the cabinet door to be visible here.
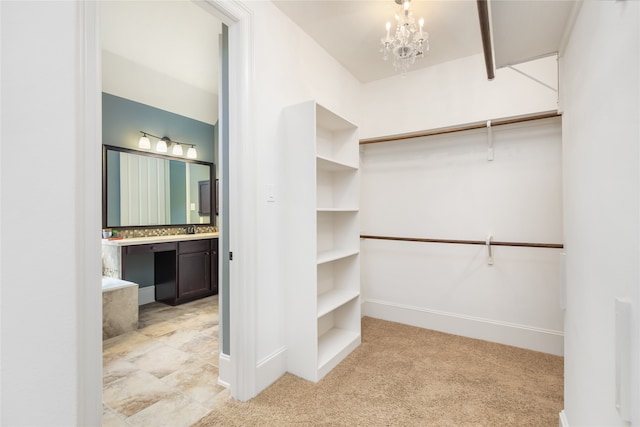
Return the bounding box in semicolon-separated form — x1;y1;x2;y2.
178;250;211;300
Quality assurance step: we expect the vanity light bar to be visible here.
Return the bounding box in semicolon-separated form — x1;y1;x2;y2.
138;131;197;159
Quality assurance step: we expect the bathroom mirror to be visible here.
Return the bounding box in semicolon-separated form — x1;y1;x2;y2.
103;145;215;228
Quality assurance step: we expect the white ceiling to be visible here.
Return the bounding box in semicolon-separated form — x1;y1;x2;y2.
101;1;221;95
274;0;578;83
273;0;483;83
101;0;578;92
491;0;577;68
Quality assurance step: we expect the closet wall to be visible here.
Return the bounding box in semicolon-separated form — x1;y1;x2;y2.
359;54;558;140
360;117;563;355
249;1;362;393
358;55;563;356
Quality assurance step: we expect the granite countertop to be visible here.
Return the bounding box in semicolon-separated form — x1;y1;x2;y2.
102;232;219;246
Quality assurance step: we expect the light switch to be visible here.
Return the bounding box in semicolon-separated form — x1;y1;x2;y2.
190;203;196;211
266;185;276;202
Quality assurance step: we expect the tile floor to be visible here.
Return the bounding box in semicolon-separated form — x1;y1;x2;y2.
103;295;230;427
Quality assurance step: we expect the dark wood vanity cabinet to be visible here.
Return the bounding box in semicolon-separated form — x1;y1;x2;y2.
123;238;218;306
177;239;218;302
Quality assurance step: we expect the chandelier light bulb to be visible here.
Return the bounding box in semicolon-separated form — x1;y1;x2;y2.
419;17;424;30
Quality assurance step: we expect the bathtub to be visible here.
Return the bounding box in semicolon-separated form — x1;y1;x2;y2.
102;277;139;339
102;276;137;292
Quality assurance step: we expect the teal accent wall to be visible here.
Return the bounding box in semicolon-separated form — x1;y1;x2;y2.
102;93;216;164
221;24;230;355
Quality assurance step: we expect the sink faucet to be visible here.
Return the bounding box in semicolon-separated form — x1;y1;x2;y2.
187;225;196;234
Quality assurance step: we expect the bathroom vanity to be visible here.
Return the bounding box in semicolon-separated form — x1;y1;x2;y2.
102;233;218;306
101;144;219;306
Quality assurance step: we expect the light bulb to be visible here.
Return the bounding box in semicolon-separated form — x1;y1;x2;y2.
419;18;424;29
138;134;151;149
156;138;168;153
172;143;183;156
186;146;197;159
403;0;410;11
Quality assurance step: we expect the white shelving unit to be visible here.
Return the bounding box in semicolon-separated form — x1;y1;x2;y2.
284;100;361;382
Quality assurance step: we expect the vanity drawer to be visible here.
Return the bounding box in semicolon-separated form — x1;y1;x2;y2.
179;239;210;254
125;242;177;255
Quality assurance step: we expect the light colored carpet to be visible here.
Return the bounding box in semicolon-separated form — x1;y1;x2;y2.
193;317;563;426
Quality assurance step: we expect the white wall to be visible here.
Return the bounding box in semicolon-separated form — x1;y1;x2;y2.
102;51;218;125
0;2;362;421
360;117;564;355
359;54;558;139
560;1;639;425
244;1;362;392
0;1;102;426
357;52;563;355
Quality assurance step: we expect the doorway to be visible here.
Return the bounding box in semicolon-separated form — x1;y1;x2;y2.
94;0;256;421
99;1;226;421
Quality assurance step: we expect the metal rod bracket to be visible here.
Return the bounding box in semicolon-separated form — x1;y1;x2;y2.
487;120;494;161
486;234;494;265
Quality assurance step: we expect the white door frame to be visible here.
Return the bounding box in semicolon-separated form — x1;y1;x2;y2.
198;0;258;401
78;1;104;424
78;2;258;423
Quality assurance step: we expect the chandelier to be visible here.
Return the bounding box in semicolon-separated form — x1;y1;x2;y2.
380;0;429;75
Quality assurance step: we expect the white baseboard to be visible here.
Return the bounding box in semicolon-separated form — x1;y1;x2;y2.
559;410;569;427
218;353;231;388
216;348;287;393
364;299;564;356
138;286;155;306
256;346;287;393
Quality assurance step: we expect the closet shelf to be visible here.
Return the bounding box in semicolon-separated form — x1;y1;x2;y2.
317;155;358;172
317;248;359;265
284;100;360;383
317;290;360;318
317;327;361;372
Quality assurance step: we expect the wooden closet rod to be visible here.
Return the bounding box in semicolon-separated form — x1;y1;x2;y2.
360;235;564;249
359;111;561;145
